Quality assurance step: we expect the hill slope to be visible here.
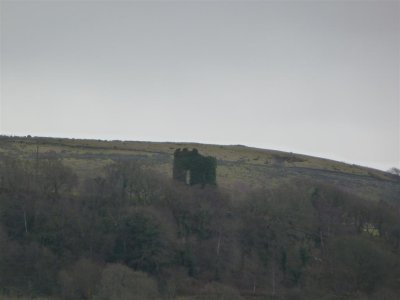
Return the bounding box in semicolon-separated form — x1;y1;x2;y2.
0;135;398;202
1;135;400;300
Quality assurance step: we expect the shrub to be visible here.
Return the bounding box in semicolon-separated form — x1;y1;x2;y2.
95;264;160;300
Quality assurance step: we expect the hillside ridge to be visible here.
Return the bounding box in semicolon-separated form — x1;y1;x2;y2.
0;135;399;202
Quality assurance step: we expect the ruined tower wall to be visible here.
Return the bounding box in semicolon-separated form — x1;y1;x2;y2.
173;148;217;186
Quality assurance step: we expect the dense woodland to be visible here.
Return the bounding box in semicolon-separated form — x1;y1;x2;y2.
0;155;400;299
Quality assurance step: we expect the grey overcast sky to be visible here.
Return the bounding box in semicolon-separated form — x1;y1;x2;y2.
0;0;399;171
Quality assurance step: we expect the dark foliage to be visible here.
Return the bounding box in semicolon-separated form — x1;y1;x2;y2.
0;157;399;299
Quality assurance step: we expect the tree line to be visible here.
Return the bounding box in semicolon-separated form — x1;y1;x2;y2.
0;156;399;299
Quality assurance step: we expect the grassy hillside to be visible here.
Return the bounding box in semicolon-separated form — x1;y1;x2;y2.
1;135;400;300
0;135;398;202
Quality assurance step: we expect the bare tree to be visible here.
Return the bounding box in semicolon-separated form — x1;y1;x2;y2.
96;264;160;300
